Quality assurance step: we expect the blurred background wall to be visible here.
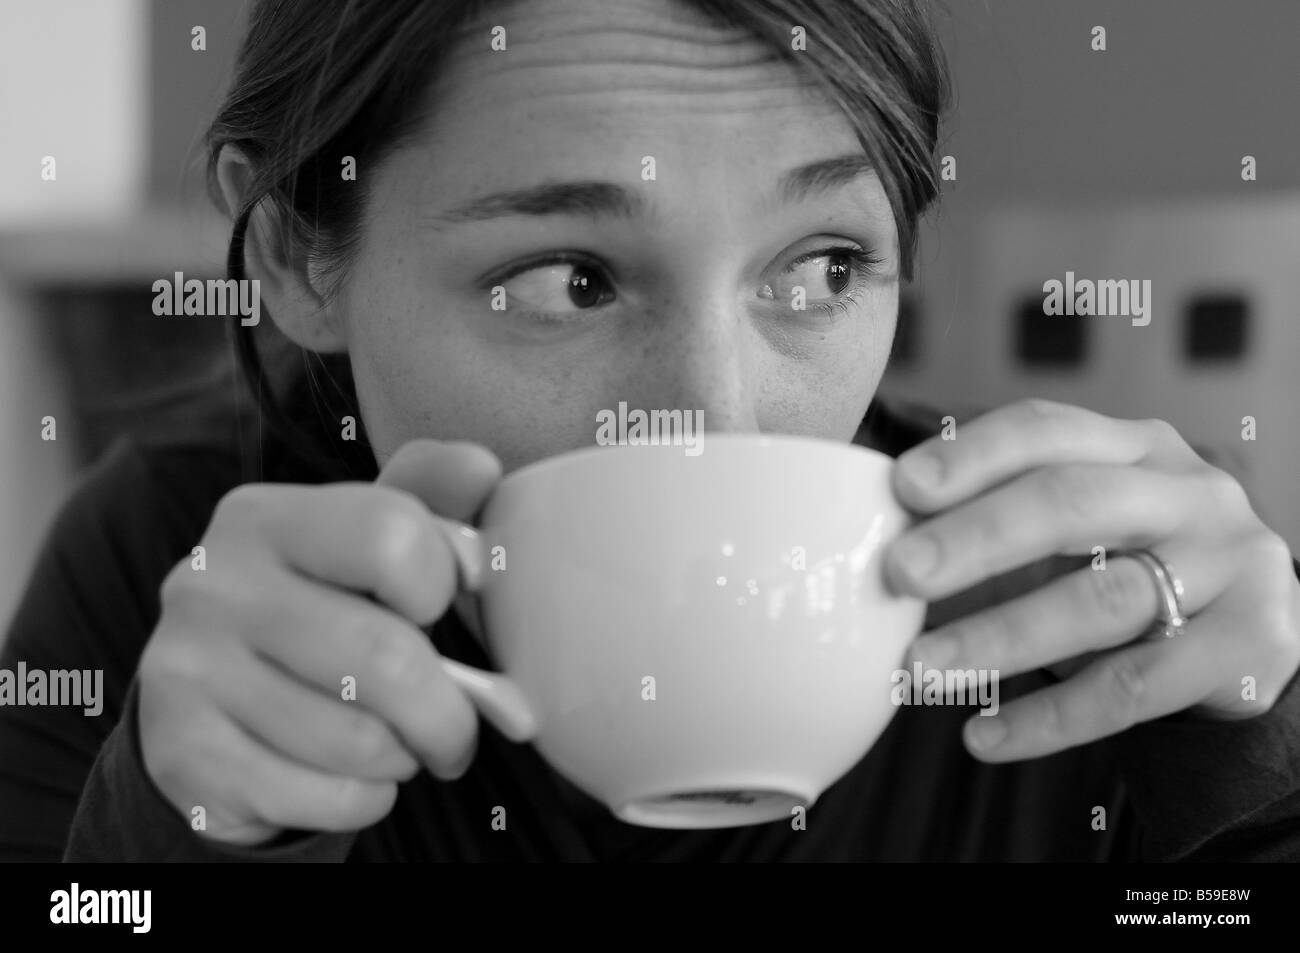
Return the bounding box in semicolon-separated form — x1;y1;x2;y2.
0;0;1297;632
891;0;1300;566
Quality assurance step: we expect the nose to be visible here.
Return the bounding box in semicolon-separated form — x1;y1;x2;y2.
625;288;761;436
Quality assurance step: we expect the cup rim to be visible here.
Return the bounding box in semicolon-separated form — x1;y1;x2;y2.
498;430;895;488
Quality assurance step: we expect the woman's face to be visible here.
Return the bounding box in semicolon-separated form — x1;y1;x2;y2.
330;0;901;474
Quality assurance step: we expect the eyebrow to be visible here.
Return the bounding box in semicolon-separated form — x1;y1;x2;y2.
431;153;875;225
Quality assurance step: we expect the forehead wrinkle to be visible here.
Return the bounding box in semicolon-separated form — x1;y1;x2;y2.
453;0;768;59
436;49;834;124
440;48;810;102
427;2;835;125
443;2;800;93
454;85;833;127
457;23;777;66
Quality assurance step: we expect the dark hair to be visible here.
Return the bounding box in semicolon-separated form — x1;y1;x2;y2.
206;0;951;479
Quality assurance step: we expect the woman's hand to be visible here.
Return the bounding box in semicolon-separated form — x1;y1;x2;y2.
883;397;1300;762
137;439;500;847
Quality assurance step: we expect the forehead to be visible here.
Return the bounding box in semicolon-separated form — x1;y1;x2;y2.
403;0;863;194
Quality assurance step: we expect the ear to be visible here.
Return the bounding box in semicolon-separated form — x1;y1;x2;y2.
214;145;348;352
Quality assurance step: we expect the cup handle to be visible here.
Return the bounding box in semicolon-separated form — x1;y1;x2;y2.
430;515;539;743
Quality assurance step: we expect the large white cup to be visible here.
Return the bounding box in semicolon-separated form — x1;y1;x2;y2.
433;433;927;828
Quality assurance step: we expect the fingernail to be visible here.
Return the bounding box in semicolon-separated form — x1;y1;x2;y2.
966;716;1006;751
892;533;939;581
900;452;943;490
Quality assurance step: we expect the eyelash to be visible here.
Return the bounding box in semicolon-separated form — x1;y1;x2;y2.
492;245;885;325
785;246;885;322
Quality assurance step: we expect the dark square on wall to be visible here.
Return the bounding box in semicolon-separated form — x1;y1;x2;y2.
1184;292;1249;362
1015;292;1088;367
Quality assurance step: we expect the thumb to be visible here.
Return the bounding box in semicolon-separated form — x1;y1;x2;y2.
375;440;501;637
375;438;502;521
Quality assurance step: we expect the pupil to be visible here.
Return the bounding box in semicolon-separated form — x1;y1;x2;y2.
826;255;850;295
567;266;603;308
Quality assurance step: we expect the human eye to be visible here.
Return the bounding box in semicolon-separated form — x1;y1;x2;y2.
488;253;617;324
757;245;885;323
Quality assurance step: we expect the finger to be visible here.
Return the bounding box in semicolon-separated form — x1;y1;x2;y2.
242;567;479;779
910;544;1237;679
1193;530;1300;717
205;644;421;782
375;439;503;638
892;398;1203;515
375;438;502;521
219;481;459;626
961;635;1217;762
204;709;401;836
886;463;1215;600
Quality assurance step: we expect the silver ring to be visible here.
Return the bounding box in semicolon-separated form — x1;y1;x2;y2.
1126;549;1189;639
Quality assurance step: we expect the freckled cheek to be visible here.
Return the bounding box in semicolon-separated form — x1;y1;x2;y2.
343;295;488;449
759;310;890;438
495;362;618;447
352;321;618;470
763;359;871;439
834;288;898;394
347;346;439;455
